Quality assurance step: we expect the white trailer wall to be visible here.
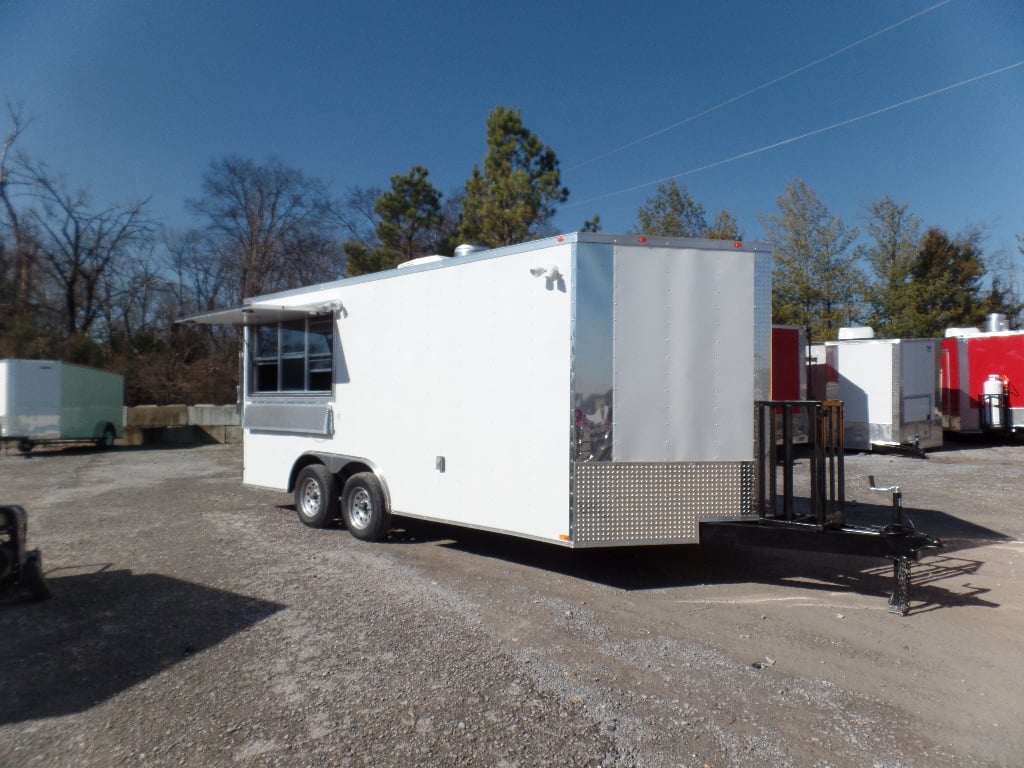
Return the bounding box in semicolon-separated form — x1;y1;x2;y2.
231;234;771;547
0;360;62;439
243;243;575;542
825;339;941;450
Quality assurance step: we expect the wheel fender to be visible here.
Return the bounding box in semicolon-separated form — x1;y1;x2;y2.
299;451;393;514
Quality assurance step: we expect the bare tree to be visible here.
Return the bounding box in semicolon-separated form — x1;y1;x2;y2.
18;157;153;338
0;101;36;320
188;156;344;301
97;239;176;352
337;185;382;251
164;227;226;315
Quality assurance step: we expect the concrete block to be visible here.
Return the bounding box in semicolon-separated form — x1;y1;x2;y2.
188;404;241;426
128;405;189;427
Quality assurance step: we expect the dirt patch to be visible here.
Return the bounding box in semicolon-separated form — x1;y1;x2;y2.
1;440;1021;767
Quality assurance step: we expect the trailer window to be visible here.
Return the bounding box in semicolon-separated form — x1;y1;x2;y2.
251;316;334;394
308;317;333;390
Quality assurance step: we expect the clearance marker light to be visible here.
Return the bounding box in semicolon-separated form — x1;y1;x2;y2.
556;235;565;242
733;241;743;248
637;236;647;243
559;533;571;541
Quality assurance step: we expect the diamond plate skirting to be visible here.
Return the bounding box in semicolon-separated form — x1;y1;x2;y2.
572;461;755;546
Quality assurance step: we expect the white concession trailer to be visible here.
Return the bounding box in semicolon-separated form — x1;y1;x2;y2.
187;233;772;546
0;359;124;451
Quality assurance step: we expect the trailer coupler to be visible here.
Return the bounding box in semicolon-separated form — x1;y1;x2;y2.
702;518;941;614
750;402;942;614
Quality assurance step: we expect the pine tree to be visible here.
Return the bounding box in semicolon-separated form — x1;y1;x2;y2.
459;106;568;247
760;179;863;341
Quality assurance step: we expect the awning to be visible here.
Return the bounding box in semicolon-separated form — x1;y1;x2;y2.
178;303;338;325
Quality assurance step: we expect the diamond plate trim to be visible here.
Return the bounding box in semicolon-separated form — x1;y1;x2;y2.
573;462;755;545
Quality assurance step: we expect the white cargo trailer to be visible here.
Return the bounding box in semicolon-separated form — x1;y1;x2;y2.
187;233;772;545
824;335;942;452
0;360;124;452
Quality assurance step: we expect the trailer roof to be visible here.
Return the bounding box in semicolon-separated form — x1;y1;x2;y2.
179;232;771;326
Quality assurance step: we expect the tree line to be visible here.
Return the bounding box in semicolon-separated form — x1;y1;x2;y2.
2;100;1021;404
761;180;1022;342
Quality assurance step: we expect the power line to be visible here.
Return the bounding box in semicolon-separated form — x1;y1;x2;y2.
568;0;955;171
567;58;1024;209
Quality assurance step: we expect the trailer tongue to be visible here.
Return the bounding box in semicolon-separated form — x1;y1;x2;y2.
702;401;942;615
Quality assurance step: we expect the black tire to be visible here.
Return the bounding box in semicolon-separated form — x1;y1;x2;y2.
341;472;391;541
293;464;339;528
17;438;33;454
97;425;116;450
23;551;52;602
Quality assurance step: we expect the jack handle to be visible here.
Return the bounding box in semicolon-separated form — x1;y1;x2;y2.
869;476;904;527
869;475;899;494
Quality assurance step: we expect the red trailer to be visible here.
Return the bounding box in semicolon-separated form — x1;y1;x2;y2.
941;326;1024;433
771;325;808;443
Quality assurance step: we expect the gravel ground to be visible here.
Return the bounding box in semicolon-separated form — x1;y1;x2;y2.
1;439;1022;767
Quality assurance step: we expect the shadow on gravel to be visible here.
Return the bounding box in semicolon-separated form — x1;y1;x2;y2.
274;504;460;544
842;500;1011;550
426;501;1005;614
930;430;1024;450
272;499;1005;613
1;443;218;460
0;566;284;725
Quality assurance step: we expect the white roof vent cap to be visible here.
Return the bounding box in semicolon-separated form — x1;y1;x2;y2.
837;327;875;340
454;243;487;258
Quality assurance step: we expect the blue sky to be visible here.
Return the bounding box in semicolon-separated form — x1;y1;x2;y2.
2;0;1023;268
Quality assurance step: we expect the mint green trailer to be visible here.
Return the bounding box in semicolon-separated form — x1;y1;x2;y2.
0;360;124;451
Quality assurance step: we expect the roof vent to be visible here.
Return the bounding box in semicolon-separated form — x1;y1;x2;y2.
837;327;875;340
985;313;1008;333
454;243;487;258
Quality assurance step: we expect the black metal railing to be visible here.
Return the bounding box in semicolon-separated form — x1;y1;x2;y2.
756;400;845;529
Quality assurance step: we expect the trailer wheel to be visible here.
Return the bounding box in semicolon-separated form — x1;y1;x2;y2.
17;439;33;454
294;464;339;529
23;551;51;601
97;425;116;450
342;472;390;541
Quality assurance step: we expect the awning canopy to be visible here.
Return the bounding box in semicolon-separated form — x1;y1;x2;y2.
178;304;335;325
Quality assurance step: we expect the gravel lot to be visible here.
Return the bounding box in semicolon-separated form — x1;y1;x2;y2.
1;439;1022;767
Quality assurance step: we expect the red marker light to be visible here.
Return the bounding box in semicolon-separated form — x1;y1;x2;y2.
733;241;743;248
557;235;565;242
637;236;647;243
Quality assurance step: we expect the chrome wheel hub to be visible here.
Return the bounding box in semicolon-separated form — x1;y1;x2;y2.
300;480;322;517
349;488;372;529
